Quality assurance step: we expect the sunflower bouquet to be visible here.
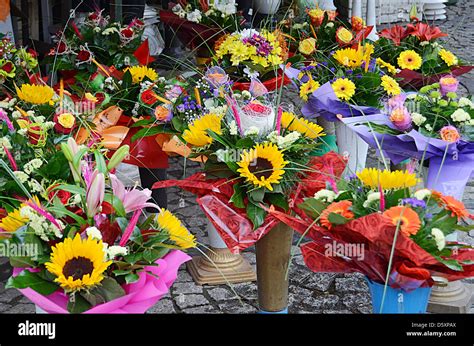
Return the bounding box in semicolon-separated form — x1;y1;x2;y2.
213;29;290;85
270;167;474;292
375;21;472;88
4;139;194;313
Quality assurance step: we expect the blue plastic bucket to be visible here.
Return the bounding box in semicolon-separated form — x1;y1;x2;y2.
366;278;431;314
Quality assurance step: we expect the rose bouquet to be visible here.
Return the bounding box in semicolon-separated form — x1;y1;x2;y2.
375;20;472;88
213;29;290;88
269;167;474;299
3;139;194;313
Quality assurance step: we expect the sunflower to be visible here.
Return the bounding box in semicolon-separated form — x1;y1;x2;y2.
156;209;196;249
0;196;41;237
320;201;354;230
397;50;422;70
439;49;458;67
16;84;54;104
124;65;158;84
383;206;421;237
332;78;356;100
357;168;419;190
376;58;397;75
333;47;364;68
45;234;111;292
299;78;320;101
381;75;401;96
281;112;325;139
182;114;222;147
237;142;288;191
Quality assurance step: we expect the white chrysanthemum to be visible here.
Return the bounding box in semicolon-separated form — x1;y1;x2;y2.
450;109;471;123
0;137;12;150
276;131;301;149
325;22;334;28
28;179;43;193
414;189;432;200
425;124;433;131
410;112;426;126
186;9;202;23
86;226;103;240
24;158;43;175
314;189;337;203
363;191;381;208
458;97;474;108
431;228;445;251
107;245;128;260
229;120;238;135
13;171;29;183
244;126;259;137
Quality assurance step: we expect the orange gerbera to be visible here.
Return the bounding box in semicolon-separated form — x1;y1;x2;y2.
438;195;469;219
383;206;421;237
320;200;354;230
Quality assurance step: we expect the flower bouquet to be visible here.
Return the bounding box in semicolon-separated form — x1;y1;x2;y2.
376;21;473;89
213;29;291;89
269;168;474;313
3;139;194;313
160;0;244;58
341;78;474;198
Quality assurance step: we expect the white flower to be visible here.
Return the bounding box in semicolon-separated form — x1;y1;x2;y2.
207;105;227;116
244;126;260;136
107;245;128;260
419;41;430;46
27;179;43;193
293;23;308;30
276;131;300;149
172;4;184;13
0;137;12;150
414;188;431;200
314;189;336;203
458;97;474;108
406;93;417;100
13;171;29;183
11;110;21;119
93;27;101;33
425;124;433;131
243;67;259;79
186;9;202;23
239;28;260;39
17;128;27;136
325;22;334;28
450;108;471;123
267;131;278;143
241;90;252;99
410;112;426;126
23;158;43;175
363;191;380;208
86;226;103;240
431;228;445;251
229;120;238;135
32;115;45;123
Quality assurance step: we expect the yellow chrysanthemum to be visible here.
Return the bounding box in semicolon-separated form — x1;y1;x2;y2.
439;49;458;67
333;47;364;68
237;142;288;191
381;75;401;96
156;209;196;249
182;113;222;147
356;168;419;190
124;65;158;84
45;234;111;292
332;78;356;100
299;78;320;101
397;50;422;70
0;196;41;237
16;84;54;105
376;58;397;75
281;112;325;139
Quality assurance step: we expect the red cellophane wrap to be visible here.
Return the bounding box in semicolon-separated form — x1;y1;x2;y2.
159;10;224;51
396;66;474;89
269;210;474;291
153;151;345;253
232;71;292;92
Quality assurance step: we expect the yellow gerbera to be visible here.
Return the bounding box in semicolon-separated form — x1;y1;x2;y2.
397;50;422;70
156;209;196;249
299;78;320;101
0;196;41;237
16;84;54;104
182;113;222;147
376;58;397;75
237;142;288;191
333;47;364;68
281;112;325;139
439;49;458;67
356;168;419;190
124;65;158;84
45;234;112;292
381;75;401;96
332;78;356;100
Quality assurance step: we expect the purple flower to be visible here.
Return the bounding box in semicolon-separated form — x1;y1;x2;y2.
356;74;363;79
0;108;13;132
439;75;459;96
402;198;426;208
346;69;353;75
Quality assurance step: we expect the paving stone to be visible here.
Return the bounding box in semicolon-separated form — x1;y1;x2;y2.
147;299;175;314
322;309;353;314
0;289;22;303
176;270;194;283
301;273;338;292
335;276;369;293
302;294;340;310
289;286;313;306
172;282;203;294
218;299;258;314
206;287;236;302
241;251;256;265
182;305;221;314
342;293;372;313
4;303;35;313
231;282;258;300
0;302;11;312
174;294;209;310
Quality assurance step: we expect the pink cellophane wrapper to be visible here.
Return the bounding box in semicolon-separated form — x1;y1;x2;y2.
153;152;346;253
396;66;474;89
12;250;190;314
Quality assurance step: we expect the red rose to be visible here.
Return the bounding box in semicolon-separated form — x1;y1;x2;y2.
140;89;158;105
121;28;134;38
57;41;67;54
27;125;43;145
131;19;144;27
76;50;91;62
48;185;72;204
53;112;76;134
95;92;106;104
1;61;14;73
88;12;99;20
28;49;38;58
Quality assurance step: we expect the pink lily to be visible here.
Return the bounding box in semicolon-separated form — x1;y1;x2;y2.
3;145;17;171
86;170;105;218
0;108;14;131
275;107;283;134
110;174;159;213
119;210;141;247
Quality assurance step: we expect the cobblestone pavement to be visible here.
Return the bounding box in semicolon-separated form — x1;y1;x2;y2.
1;0;474;314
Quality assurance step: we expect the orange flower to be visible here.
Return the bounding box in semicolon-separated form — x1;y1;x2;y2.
438;194;469;219
439;126;460;143
320;200;354;230
383;206;421;237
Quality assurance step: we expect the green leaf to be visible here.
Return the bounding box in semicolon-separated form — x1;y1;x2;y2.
266;193;289;211
112;269;133;276
206;130;233;147
103;194;126;217
246;202;266;229
124;252;143;264
328;212;351;225
131;126;163;142
125;273;140;284
248;188;265;204
143;248;169;263
94;151;108;174
9;256;35;268
72;147;89;173
235;137;254;149
229;183;245;209
53;184;86;196
68;294;92;313
6;270;58;295
298;198;327;219
434;256;463;271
